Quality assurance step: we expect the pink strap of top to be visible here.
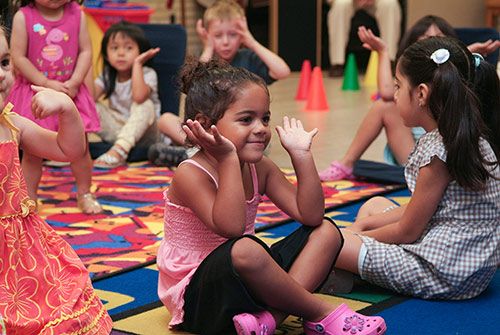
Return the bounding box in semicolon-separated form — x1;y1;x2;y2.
179;159;259;197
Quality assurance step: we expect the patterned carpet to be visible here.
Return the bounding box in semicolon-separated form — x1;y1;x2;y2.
38;163;404;280
95;188;499;335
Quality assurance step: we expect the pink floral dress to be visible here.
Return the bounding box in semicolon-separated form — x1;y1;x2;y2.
0;104;112;334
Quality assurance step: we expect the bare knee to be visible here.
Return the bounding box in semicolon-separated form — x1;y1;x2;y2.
309;219;343;254
357;196;393;218
231;237;270;273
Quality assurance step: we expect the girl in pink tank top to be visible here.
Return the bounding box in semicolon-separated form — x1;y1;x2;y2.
157;58;387;335
7;0;103;215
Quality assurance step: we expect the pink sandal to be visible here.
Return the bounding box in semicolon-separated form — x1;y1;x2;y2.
319;161;354;181
233;310;275;335
303;303;386;335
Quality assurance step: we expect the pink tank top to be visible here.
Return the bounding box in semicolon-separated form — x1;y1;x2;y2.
157;160;262;328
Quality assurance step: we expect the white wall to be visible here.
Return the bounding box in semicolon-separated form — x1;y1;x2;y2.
407;0;487;29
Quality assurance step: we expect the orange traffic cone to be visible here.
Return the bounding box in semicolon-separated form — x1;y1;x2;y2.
295;59;312;100
305;66;329;111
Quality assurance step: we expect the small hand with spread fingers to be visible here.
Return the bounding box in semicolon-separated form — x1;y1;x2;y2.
183;119;237;161
275;116;318;156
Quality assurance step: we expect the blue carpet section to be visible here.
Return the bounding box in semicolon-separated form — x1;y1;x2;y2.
94;266;160;316
378;270;500;335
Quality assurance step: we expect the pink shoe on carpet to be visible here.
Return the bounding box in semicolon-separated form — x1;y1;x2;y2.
233;310;275;335
303;303;386;335
319;161;354;181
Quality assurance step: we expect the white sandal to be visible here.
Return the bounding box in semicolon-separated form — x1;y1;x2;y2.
77;193;103;215
94;146;128;169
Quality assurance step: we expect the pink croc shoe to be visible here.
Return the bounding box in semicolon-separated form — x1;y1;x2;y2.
319;161;354;181
233;310;276;335
303;303;386;335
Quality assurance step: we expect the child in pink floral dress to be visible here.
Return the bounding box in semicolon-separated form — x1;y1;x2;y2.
0;34;112;335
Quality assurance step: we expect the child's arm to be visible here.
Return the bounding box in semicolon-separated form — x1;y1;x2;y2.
261;117;324;226
14;86;85;161
63;13;93;98
358;26;394;100
131;48;160;103
362;157;452;244
10;11;67;93
349;204;407;232
196;19;215;62
171;120;247;238
236;16;290;80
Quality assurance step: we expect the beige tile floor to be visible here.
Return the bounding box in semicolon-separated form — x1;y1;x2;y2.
265;71;387;171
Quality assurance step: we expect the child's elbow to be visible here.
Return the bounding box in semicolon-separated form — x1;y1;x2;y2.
273;68;291;80
379;89;395;102
132;93;148;105
301;214;324;227
219;225;245;239
398;226;422;244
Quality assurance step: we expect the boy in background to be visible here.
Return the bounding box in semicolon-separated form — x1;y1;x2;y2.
149;0;290;167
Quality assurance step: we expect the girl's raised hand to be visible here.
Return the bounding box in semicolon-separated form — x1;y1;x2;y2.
275;116;318;155
135;47;160;66
183;119;236;161
358;26;387;52
30;85;76;119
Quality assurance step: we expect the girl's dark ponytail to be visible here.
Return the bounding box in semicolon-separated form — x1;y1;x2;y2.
428;62;488;189
399;36;497;190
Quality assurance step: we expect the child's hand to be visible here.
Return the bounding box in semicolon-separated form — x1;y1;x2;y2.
235;16;256;48
196;19;214;51
467;39;500;58
63;79;80;98
358;26;387;52
44;79;68;95
134;47;160;66
183;119;236;161
275;116;318;155
30;85;76;119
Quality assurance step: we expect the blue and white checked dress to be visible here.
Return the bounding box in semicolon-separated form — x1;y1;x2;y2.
358;129;500;300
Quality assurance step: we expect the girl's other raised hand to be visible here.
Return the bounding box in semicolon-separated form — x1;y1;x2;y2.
30;85;77;119
275;116;318;155
183;119;236;161
135;47;160;66
358;26;387;52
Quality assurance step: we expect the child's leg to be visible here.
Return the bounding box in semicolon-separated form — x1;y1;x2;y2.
114;100;156;154
157;112;185;145
71;136;103;214
349;196;404;232
339;99;396;169
382;103;415;165
232;220;342;324
94;101;156;168
335;228;363;274
21;152;43;203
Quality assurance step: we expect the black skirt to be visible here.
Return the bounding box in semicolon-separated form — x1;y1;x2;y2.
181;217;341;335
